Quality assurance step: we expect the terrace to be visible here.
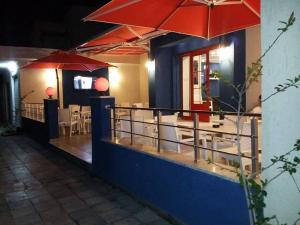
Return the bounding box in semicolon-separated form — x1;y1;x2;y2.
1;1;299;225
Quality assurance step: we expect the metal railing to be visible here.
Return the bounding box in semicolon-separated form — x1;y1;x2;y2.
108;106;261;177
21;102;45;122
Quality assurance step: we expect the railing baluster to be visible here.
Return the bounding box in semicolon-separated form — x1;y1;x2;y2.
251;117;259;178
193;113;199;163
130;109;133;145
113;107;116;139
157;111;161;153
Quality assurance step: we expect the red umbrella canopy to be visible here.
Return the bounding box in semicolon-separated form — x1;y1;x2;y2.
80;25;155;48
84;0;260;39
78;25;154;55
23;51;114;72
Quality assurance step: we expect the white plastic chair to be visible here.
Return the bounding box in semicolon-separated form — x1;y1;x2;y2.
81;106;91;134
214;122;254;169
58;109;69;136
159;122;194;153
68;105;81;136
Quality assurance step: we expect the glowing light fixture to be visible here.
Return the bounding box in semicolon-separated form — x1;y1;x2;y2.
145;60;155;71
109;67;121;88
95;77;109;92
44;69;56;87
0;61;18;76
217;45;234;61
45;87;55;99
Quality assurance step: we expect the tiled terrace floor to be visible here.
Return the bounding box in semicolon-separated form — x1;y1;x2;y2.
0;135;173;225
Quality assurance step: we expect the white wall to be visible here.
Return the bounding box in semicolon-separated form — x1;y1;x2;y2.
89;53;149;106
139;54;149;105
108;63;142;104
20;68;63;107
262;1;300;223
246;26;261;111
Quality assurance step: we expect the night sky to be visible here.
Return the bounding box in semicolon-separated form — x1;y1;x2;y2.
0;0;113;49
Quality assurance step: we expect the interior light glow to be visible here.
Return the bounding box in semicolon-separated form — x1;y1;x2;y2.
109;67;121;88
145;60;155;71
217;45;234;61
44;69;56;87
0;61;18;76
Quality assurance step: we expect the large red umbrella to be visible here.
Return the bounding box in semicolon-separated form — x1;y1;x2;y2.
22;51;114;104
77;25;167;55
23;51;113;71
84;0;260;39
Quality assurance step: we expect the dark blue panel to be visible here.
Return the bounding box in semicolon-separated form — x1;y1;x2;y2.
150;31;246;111
62;68;109;108
92;141;250;225
154;48;173;108
44;99;58;139
90;96;115;141
22;117;48;143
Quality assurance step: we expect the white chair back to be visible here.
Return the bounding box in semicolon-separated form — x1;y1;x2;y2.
132;103;143;108
120;115;131;138
161;114;178;123
58;109;70;122
133;115;144;140
81;106;91;112
160;122;180;152
134;110;153;120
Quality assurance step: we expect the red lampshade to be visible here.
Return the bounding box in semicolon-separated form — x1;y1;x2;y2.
95;77;109;92
45;87;55;99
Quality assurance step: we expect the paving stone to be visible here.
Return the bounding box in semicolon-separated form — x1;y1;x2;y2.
113;217;142;225
0;136;174;225
58;196;87;213
32;198;59;212
134;208;161;224
84;196;108;206
147;218;172;225
0;213;16;225
69;208;106;225
100;208;131;223
121;201;143;214
92;201;121;213
5;191;28;203
11;205;36;218
13;212;42;225
7;199;32;210
39;207;69;222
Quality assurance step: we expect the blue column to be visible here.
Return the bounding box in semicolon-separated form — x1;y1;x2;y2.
44;99;59;140
90;96;115;142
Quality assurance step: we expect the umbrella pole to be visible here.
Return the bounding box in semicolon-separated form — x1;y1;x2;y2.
55;69;60;108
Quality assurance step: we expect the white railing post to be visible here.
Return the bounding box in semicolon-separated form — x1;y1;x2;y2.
251;117;259;178
193;113;199;163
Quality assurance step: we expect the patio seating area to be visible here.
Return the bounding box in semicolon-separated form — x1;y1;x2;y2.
58;105;92;137
109;106;261;178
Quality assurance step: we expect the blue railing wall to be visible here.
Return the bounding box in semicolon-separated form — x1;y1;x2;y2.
21;99;59;143
91;97;250;225
21;117;48;143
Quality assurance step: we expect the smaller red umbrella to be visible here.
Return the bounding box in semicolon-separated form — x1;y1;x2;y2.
23;51;114;72
22;51;114;103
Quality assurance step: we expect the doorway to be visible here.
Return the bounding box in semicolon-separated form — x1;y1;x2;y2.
181;44;231;121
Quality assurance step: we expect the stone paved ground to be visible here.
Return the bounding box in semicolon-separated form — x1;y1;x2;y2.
0;135;173;225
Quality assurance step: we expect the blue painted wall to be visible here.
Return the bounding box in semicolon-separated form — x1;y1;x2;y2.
91;96;250;225
150;31;246;111
62;68;109;108
93;141;250;225
22;117;48;143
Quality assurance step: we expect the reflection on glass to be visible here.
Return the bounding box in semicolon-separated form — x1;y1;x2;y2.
192;54;207;104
